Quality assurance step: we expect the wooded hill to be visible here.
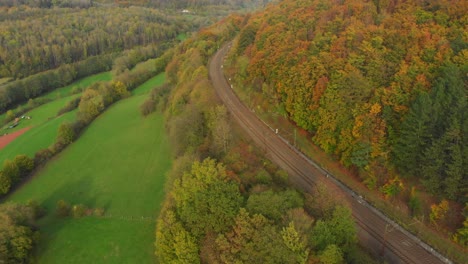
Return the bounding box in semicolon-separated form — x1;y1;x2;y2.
0;6;190;79
154;16;372;263
230;0;467;203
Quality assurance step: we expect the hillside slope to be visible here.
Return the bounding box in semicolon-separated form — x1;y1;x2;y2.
231;0;467;202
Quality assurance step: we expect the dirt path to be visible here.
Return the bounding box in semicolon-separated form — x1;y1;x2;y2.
0;127;31;150
209;43;451;264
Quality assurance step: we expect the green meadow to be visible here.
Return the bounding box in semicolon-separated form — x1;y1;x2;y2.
0;110;76;165
132;72;165;95
43;71;112;100
8;75;170;263
1;72;113;163
0;72;111;124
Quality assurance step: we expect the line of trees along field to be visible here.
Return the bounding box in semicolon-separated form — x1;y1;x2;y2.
0;5;201;113
0;48;173;197
0;6;192;79
0;48;172;264
225;0;467;248
152;15;375;264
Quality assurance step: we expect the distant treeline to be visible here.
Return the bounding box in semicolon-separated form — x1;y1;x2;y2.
0;54;114;113
0;0;274;9
0;0;92;8
0;6;193;79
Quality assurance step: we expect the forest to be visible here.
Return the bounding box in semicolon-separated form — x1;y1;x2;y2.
226;0;467;252
0;7;192;79
0;5;203;113
0;0;273;9
153;16;373;263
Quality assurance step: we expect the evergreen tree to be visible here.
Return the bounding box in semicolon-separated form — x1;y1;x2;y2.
393;92;432;177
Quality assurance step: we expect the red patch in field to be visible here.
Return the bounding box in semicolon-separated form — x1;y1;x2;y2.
0;127;31;150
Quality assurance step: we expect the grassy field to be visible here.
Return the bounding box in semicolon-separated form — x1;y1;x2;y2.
0;72;113;163
8;90;171;263
43;72;112;100
0;72;111;124
0;110;76;165
132;72;165;95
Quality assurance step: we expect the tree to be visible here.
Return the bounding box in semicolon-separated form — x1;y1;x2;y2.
319;244;344;264
0;202;38;264
430;199;449;227
167;104;205;157
281;222;309;263
380;176;404;199
172;158;243;237
140;98;156;116
207;105;232;156
5;110;15;122
57;122;75;145
393;92;432;176
155;210;200;264
311;206;357;255
216;208;304;264
408;187;422;217
2;159;19;186
246;189;304;222
0;171;11;195
78;88;104;124
13;155;34;180
453;204;468;246
110;81;129;101
34;148;53;166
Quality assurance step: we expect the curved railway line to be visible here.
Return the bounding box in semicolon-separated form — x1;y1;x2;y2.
209;43;453;264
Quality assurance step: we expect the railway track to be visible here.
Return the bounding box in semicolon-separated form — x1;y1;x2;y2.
209;43;452;264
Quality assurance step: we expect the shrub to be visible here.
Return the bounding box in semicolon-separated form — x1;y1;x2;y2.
71;204;88;218
13;154;34;179
56;122;75;145
57;97;80;116
0;171;12;195
56;200;70;217
255;168;272;184
93;208;105;217
140;98;156;116
34;149;53;166
27;200;46;218
2;159;19;185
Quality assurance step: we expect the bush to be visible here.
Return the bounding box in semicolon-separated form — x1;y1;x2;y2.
93;208;105;217
56;200;70;217
140;98;156;116
13;154;34;179
2;159;19;185
49;140;68;155
255;168;272;184
0;171;11;195
71;204;88;218
57;97;80;116
26;200;46;218
34;149;53;166
56;122;75;145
